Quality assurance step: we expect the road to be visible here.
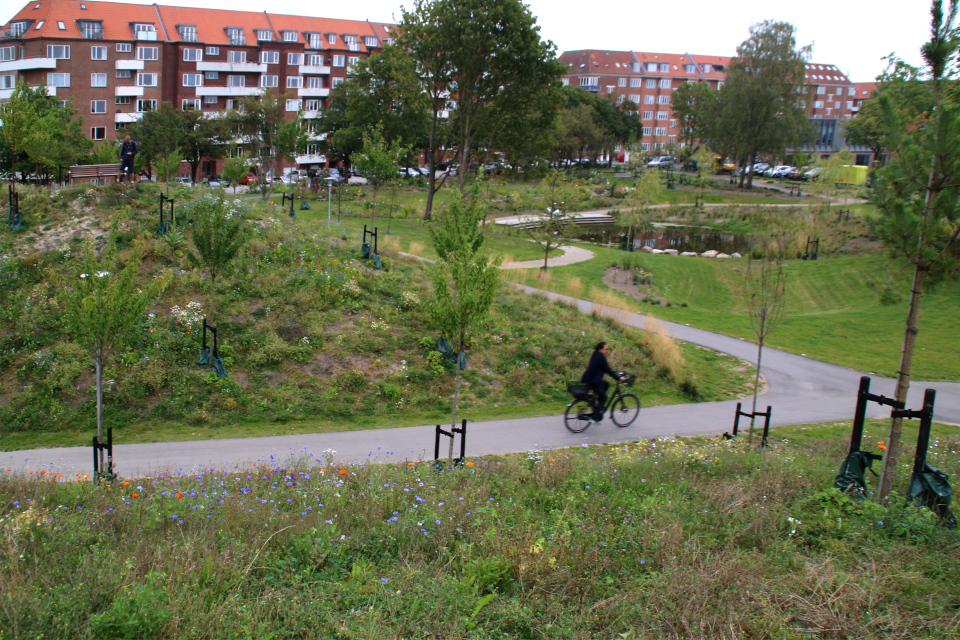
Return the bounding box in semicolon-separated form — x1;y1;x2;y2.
4;288;958;478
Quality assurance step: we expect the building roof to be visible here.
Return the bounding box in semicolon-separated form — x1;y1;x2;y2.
803;63;851;84
854;82;877;97
2;0;394;47
559;49;732;80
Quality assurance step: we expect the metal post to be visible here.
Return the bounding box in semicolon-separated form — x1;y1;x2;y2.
458;419;467;461
761;406;772;447
92;435;99;478
732;402;742;437
850;376;870;453
326;177;334;229
434;425;441;461
911;389;937;478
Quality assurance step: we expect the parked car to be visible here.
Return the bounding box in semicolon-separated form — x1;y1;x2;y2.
171;176;195;187
766;165;793;178
647;156;675;169
752;162;770;175
803;167;822;181
205;175;224;188
240;172;259;185
327;168;344;182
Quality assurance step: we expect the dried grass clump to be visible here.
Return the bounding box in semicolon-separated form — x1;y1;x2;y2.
642;316;695;394
407;241;425;257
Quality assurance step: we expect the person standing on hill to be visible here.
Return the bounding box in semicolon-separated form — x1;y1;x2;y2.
120;136;139;183
581;341;625;422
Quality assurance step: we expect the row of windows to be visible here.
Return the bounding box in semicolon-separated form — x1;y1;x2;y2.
32;44;367;64
640;127;669;137
42;45;162;60
620;78;672;89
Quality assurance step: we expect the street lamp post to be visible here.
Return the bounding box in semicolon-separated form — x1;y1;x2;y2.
325;176;336;229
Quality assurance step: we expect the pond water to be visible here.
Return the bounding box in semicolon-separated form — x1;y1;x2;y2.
572;224;753;255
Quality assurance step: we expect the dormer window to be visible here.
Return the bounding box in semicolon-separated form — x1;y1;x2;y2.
177;25;197;42
659;63;669;72
255;29;272;42
631;63;640;72
702;64;712;74
344;35;359;51
306;33;323;49
383;38;393;46
646;63;657;73
684;64;696;73
132;23;157;40
363;36;378;47
9;21;31;37
282;31;297;42
77;20;103;39
326;33;336;45
225;27;244;46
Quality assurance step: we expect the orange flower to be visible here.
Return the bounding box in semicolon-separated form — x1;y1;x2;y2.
408;462;415;466
40;470;45;475
132;493;139;498
123;481;130;486
466;461;474;467
175;491;184;499
878;440;887;450
549;459;555;462
339;469;347;475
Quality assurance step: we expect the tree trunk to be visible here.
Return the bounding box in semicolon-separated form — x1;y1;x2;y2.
370;187;378;232
209;273;217;326
95;353;104;473
449;357;461;463
749;340;763;445
877;265;926;500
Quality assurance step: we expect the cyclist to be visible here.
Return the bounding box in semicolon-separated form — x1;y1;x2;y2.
581;341;626;422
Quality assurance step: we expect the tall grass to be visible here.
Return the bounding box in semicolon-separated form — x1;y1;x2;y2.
642;316;690;388
407;240;425;257
566;276;583;304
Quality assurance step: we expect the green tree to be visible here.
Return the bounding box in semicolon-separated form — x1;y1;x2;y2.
843;95;887;163
0;81;89;183
669;80;717;151
871;0;960;501
221;157;247;192
399;0;565;193
524;171;577;271
126;101;183;180
231;90;305;198
187;196;251;324
60;246;170;473
154;147;183;189
429;188;501;461
624;169;664;249
180;108;226;182
718;21;813;188
352;127;410;230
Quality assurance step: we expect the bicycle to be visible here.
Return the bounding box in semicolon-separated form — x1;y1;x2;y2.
564;372;640;433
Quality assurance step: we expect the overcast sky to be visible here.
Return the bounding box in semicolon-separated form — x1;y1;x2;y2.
3;0;929;82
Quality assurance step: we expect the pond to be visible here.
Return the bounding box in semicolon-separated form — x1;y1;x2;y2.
571;224;753;255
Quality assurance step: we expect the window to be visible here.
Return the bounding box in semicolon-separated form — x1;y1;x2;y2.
260;75;278;88
657;95;670;104
641;142;650;151
285;99;301;112
200;72;216;81
116;43;131;53
47;73;70;86
642;127;651;136
115;96;131;104
261;51;279;64
331;76;344;87
308;54;323;66
91;46;107;60
578;76;597;86
78;21;104;39
282;31;297;42
182;99;200;110
226;28;244;46
133;24;155;33
90;127;105;140
308;33;323;49
561;78;569;86
287;76;303;88
799;100;806;108
644;95;654;104
1;74;16;89
834;101;841;109
702;64;712;74
306;144;318;155
343;35;357;49
47;45;70;59
1;46;17;62
136;73;157;86
228;51;246;63
645;79;656;88
178;25;197;42
306;76;322;89
656;111;668;120
814;100;824;109
847;87;856;96
327;33;337;45
655;127;667;136
670;119;676;128
646;63;657;73
332;55;345;67
658;79;670;88
816;86;825;95
629;78;641;88
228;75;245;87
91;100;106;114
56;21;66;30
255;30;272;42
116;69;131;78
115;122;127;131
204;95;218;104
183;48;202;62
137;46;158;61
846;101;854;110
9;21;29;37
136;99;157;112
642;111;651;120
304;99;320;110
207;46;219;56
684;64;696;73
617;78;626;87
91;73;107;87
183;74;202;87
347;56;359;68
365;36;380;47
659;63;669;72
288;53;304;66
617;94;624;103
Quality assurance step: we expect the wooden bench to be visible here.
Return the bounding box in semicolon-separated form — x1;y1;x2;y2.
68;163;123;185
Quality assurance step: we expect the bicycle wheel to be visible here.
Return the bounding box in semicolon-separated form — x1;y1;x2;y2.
611;393;640;427
564;399;595;433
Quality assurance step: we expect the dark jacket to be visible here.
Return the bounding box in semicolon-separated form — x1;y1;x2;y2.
581;350;617;386
121;140;139;158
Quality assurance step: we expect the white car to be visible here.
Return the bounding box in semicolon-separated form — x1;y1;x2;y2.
647;156;675;169
766;165;793;178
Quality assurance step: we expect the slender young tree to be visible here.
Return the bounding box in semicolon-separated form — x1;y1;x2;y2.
351;127;410;231
743;253;787;445
872;0;960;501
187;196;251;325
429;188;501;462
60;246;170;474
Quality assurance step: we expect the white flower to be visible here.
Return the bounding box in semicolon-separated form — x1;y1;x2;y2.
95;271;110;277
80;273;88;279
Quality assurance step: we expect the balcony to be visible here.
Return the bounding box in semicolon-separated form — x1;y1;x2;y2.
0;84;56;100
0;57;57;72
114;112;143;124
298;87;329;98
135;31;158;41
115;59;144;70
298;64;331;75
303;109;320;119
295;152;326;165
115;86;145;97
196;85;262;97
196;61;267;73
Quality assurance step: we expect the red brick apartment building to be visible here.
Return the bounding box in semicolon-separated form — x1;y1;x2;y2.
559;50;880;164
0;0;394;175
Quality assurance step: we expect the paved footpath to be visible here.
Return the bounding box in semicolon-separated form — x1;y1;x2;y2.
5;288;958;478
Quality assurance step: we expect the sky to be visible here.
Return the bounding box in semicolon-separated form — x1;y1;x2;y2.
2;0;930;83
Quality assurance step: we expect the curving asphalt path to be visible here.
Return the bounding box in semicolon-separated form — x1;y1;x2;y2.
4;287;958;478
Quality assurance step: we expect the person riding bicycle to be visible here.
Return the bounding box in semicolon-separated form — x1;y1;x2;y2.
581;341;626;422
